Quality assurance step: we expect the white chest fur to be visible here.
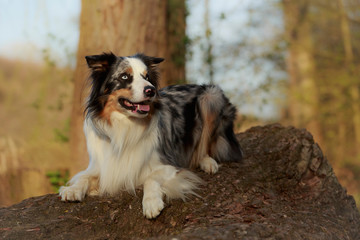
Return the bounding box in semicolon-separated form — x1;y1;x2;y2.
85;112;159;196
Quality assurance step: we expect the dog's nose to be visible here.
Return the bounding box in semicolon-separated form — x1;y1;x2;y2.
144;86;156;98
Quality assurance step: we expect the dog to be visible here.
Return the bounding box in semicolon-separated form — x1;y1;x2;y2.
59;53;242;219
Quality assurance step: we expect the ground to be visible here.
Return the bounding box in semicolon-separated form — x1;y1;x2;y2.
1;124;359;239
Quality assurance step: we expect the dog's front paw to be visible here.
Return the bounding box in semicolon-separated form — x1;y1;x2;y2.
142;197;164;219
199;156;219;174
59;186;85;202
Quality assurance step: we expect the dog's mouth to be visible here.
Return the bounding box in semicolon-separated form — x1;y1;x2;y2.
119;98;151;114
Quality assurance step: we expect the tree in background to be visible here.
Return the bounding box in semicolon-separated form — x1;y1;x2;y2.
282;0;322;143
70;0;187;172
204;0;214;84
280;0;360;203
337;0;360;157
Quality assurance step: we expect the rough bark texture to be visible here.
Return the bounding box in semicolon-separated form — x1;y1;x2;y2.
1;124;359;239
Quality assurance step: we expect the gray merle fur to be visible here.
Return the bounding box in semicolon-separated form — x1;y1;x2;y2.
156;84;242;167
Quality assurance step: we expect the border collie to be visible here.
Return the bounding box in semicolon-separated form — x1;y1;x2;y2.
59;53;242;219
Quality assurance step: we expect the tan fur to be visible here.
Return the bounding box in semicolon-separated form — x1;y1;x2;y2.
91;61;110;72
87;176;99;196
125;67;133;75
190;111;215;168
190;93;218;168
100;89;133;124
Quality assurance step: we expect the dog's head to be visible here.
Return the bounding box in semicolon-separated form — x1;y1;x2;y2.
85;53;164;121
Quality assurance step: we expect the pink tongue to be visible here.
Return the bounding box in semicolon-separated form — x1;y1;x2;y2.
137;104;150;112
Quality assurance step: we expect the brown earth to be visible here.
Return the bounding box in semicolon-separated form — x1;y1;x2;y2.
1;124;359;239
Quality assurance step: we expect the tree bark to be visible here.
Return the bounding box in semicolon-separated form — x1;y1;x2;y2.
282;0;322;145
70;0;186;173
165;0;187;85
1;125;359;239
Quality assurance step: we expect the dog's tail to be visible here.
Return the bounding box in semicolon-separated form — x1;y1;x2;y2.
162;169;204;201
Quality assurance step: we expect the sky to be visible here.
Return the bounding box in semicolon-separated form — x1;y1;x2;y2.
0;0;283;119
0;0;80;66
186;0;284;118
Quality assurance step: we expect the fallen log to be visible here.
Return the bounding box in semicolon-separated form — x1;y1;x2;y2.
1;124;359;239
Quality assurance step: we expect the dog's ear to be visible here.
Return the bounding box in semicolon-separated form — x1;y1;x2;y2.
133;53;164;67
85;52;117;72
148;57;164;65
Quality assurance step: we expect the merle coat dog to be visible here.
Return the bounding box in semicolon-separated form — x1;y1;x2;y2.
59;53;242;218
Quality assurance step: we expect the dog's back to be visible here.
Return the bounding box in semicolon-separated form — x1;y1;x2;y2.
156;84;242;168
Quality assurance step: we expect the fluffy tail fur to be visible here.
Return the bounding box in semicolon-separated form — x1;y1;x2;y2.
162;169;204;201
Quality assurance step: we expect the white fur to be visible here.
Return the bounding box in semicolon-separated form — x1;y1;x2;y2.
126;57;153;102
59;111;202;219
199;155;219;174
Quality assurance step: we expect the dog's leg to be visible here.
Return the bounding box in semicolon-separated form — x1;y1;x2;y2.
199;155;219;174
142;164;203;219
142;164;171;219
59;160;100;202
190;86;223;173
195;85;242;172
59;119;102;202
142;178;165;219
59;171;93;201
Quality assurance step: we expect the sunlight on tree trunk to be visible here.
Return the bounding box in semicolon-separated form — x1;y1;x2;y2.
282;0;322;144
338;0;360;155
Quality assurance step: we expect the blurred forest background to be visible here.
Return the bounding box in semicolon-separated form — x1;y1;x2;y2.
0;0;359;209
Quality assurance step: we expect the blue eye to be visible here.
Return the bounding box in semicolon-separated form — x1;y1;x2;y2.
121;74;128;80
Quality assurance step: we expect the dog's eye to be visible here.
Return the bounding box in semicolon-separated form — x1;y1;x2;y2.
121;74;128;80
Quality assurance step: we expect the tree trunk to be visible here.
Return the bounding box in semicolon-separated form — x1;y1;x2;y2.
282;0;322;144
166;0;187;85
337;0;360;155
204;0;214;84
70;0;186;173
